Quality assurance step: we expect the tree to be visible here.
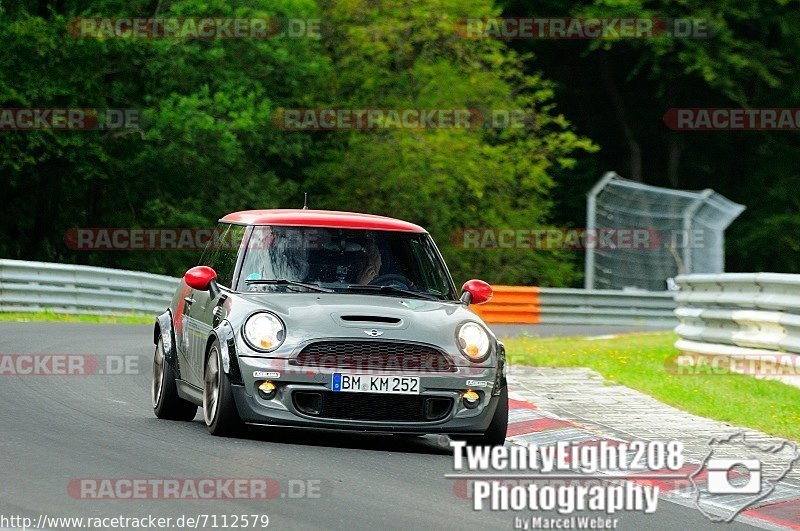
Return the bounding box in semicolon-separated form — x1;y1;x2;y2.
0;0;328;275
305;0;595;285
501;0;800;274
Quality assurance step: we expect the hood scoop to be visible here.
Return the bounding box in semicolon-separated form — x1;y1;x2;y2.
340;315;401;324
332;313;408;330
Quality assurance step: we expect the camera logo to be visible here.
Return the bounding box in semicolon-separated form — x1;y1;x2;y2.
689;432;799;523
706;459;761;494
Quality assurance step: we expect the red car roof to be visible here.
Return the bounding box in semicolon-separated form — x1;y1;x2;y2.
219;209;427;233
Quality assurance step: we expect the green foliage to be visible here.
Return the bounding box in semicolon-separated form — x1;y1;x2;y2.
501;0;800;274
0;0;327;275
306;0;595;285
0;0;593;286
0;311;153;323
2;0;795;284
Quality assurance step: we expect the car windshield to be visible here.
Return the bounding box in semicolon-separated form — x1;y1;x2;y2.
237;226;457;300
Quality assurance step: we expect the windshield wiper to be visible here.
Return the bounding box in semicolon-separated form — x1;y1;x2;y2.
345;284;439;301
245;279;334;293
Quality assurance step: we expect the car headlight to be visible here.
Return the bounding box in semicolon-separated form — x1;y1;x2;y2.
456;322;492;363
243;312;285;352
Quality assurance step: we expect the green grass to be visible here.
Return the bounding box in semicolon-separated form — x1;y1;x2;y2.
0;311;153;324
504;332;800;441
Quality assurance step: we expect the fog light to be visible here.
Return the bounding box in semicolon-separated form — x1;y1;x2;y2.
257;380;277;400
462;389;480;409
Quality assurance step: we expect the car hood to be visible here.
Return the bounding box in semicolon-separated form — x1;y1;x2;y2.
228;292;494;365
235;291;459;315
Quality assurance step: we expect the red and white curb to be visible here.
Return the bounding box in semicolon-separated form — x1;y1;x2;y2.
499;390;800;530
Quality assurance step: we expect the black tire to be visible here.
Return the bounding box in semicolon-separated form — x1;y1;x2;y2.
152;337;198;421
453;387;508;447
480;386;509;446
203;339;243;436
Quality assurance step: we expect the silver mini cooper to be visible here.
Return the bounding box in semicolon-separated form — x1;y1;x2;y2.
152;209;508;446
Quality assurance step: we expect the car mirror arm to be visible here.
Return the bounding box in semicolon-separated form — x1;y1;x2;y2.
209;279;221;299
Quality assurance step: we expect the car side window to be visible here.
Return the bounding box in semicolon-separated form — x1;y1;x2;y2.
414;235;454;298
197;223;241;289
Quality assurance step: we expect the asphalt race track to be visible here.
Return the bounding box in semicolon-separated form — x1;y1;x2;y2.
0;323;757;530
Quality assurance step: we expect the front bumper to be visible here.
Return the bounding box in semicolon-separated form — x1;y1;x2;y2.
231;356;502;434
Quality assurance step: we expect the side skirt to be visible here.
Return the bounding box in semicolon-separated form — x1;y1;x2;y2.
176;379;204;406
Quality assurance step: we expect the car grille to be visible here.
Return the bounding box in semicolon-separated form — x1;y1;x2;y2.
292;391;453;422
292;340;456;372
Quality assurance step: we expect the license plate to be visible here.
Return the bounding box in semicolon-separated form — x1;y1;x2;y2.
332;373;420;394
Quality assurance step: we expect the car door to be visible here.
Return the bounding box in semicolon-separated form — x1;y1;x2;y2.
185;223;242;387
173;281;194;382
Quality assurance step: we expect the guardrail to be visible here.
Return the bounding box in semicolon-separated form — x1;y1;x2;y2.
471;286;677;326
0;260;178;315
0;259;678;325
673;273;800;377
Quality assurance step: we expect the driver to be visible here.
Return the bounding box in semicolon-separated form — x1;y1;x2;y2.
355;240;382;285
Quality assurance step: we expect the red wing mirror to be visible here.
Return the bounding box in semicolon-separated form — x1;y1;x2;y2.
184;266;217;291
461;279;493;305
